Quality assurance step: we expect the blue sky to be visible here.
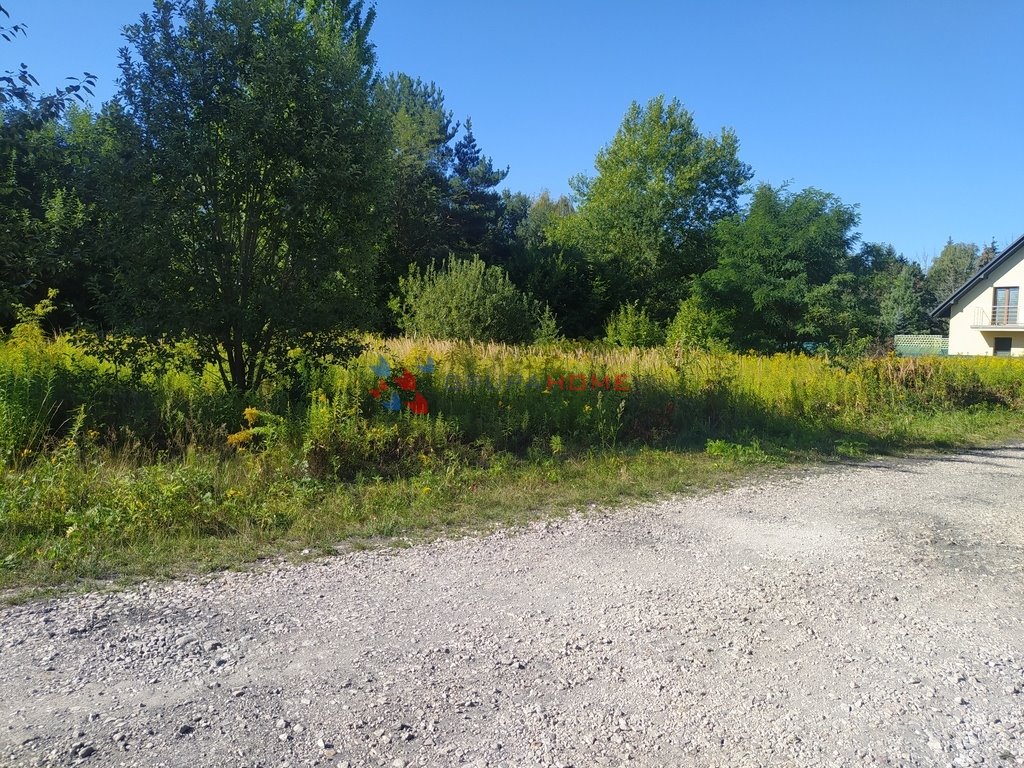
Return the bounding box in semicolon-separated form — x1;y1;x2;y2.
7;0;1023;266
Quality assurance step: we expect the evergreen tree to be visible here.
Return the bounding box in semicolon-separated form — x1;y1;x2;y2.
448;118;508;257
978;238;999;269
925;239;979;305
375;73;459;315
880;264;930;335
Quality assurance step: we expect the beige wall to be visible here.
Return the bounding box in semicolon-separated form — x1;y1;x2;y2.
947;245;1024;356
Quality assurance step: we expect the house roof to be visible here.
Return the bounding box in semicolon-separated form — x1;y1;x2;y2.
931;232;1024;318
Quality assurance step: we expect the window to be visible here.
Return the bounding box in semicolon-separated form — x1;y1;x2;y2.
994;337;1012;357
993;287;1019;325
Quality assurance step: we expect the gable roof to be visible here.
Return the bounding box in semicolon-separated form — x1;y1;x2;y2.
931;232;1024;318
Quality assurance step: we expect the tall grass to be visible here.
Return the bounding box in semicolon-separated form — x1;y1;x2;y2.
0;322;66;468
3;325;1024;587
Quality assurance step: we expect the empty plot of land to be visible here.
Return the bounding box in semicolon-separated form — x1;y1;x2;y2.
2;448;1023;767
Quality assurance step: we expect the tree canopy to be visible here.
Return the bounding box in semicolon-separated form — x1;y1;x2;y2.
925;239;980;306
556;95;752;319
109;0;389;391
696;183;863;350
0;1;977;377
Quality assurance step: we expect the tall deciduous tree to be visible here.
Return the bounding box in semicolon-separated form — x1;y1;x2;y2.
696;183;862;351
513;192;598;339
110;0;389;391
556;95;752;319
0;2;97;324
0;107;115;327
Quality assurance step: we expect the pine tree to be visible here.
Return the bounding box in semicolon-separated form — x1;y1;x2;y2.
448;118;508;256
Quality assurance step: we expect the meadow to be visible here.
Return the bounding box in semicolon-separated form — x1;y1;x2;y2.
3;312;1024;592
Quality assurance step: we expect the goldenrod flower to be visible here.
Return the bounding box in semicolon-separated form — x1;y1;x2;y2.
227;429;254;447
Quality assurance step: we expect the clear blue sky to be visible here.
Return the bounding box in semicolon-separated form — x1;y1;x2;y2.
8;0;1023;266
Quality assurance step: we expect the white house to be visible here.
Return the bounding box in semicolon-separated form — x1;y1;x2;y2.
932;233;1024;357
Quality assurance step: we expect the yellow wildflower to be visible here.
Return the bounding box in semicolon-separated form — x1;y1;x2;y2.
243;407;260;426
227;429;254;448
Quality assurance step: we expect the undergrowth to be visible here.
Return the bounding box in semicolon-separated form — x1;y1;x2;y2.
3;315;1024;590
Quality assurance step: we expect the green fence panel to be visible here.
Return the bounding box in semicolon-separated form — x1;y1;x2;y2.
894;335;949;357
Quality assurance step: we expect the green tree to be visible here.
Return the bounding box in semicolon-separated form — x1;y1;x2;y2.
925;239;979;305
665;295;730;351
0;2;98;324
392;255;554;344
375;73;458;304
855;242;934;336
374;78;511;323
556;95;752;319
0;107;120;327
696;183;861;351
512;192;598;339
487;189;533;282
604;302;664;348
448;118;508;257
879;263;930;335
0;111;61;323
109;0;389;391
978;238;999;269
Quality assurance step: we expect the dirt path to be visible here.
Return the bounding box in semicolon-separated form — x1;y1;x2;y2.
2;448;1023;767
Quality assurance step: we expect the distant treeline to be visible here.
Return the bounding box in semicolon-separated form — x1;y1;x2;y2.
0;0;996;390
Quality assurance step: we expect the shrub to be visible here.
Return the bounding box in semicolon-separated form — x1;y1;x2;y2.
665;296;730;351
604;302;664;348
304;392;461;480
391;255;557;344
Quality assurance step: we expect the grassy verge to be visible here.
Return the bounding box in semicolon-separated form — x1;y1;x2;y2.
3;403;1022;599
6;321;1024;598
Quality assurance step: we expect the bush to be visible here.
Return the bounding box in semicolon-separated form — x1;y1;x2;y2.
604;302;664;348
304;392;461;480
391;255;557;344
666;296;729;351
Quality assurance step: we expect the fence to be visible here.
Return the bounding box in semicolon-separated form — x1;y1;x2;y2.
894;335;948;357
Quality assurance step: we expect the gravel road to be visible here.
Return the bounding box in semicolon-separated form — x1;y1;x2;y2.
2;447;1023;768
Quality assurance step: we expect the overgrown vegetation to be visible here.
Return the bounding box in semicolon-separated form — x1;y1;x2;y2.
392;256;556;343
0;0;1018;594
3;0;971;359
3;311;1024;590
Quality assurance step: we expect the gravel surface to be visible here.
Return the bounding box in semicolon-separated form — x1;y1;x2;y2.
2;447;1023;768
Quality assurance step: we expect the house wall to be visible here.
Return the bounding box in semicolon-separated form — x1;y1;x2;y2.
948;244;1024;356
